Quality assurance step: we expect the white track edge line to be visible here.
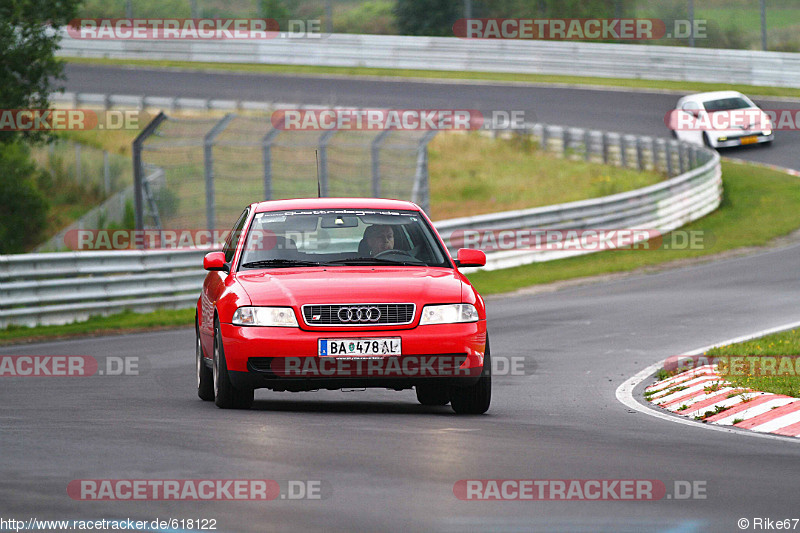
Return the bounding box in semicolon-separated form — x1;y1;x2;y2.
615;319;800;444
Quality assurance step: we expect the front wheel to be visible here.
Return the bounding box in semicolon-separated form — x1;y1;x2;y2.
449;337;492;414
213;318;254;409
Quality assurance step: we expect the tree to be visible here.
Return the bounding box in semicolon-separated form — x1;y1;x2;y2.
394;0;460;37
0;0;82;145
0;142;49;254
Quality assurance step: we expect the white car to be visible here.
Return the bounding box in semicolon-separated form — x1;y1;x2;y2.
668;91;774;148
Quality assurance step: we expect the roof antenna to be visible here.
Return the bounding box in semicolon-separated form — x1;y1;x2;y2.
315;149;321;198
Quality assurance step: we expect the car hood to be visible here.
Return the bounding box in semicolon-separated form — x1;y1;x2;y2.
236;266;465;307
706;108;772;133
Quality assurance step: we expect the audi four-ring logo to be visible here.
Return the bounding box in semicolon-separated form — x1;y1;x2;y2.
337;306;381;323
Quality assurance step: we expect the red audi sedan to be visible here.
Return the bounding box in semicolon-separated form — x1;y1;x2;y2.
195;198;490;413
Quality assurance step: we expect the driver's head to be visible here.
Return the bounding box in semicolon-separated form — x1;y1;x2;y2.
364;224;394;255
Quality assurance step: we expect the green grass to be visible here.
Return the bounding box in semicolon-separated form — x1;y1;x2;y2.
0;309;194;345
704;329;800;398
63;57;800;99
467;160;800;295
428;133;663;220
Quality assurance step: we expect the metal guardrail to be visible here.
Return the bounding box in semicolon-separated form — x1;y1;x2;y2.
0;124;720;328
0;249;207;327
439;124;722;271
56;31;800;88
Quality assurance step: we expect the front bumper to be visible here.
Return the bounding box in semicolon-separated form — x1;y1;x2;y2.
713;132;773;148
219;321;487;391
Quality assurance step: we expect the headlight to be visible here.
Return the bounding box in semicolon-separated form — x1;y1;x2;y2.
232;306;298;327
762;129;772;136
419;304;479;325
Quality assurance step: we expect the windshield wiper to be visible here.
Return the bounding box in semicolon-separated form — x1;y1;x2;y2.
324;256;423;266
242;259;322;268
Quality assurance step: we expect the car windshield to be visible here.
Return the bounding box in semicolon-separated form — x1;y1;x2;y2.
238;208;451;269
703;97;752;112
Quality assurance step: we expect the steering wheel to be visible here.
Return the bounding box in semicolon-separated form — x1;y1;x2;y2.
374;249;419;261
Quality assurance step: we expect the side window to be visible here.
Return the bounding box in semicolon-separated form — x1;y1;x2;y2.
223;209;249;264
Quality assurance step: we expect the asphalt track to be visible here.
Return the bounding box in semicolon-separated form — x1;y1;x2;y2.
2;65;800;532
63;64;800;170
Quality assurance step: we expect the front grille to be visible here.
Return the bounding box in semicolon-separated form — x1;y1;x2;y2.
302;304;415;326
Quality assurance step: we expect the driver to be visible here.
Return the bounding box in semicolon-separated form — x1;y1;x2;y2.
364;224;394;256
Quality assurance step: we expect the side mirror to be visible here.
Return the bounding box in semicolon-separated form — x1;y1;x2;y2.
455;248;486;268
204;251;229;272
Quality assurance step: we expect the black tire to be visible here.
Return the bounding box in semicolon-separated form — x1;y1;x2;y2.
213;318;254;409
449;337;491;415
415;383;450;406
196;318;214;401
702;132;712;148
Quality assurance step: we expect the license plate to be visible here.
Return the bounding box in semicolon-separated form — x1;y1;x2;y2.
740;136;758;145
319;338;401;357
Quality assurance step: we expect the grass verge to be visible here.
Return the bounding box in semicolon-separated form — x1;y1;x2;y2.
0;309;194;346
429;133;663;219
63;57;800;100
703;329;800;398
467;159;800;294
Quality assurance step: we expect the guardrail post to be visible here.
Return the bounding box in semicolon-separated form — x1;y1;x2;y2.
541;124;549;154
371;129;392;198
562;128;569;157
601;132;609;164
203;113;236;230
74;143;82;184
261;127;281;201
620;136;628;168
317;130;336;197
666;141;674;176
583;129;591;161
103;150;110;195
636;137;644;171
132;111;167;233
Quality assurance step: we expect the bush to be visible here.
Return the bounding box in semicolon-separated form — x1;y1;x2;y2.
394;0;460;36
0;143;49;254
335;1;396;34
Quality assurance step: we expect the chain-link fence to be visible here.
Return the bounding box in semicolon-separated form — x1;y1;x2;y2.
29;139;131;200
135;111;435;232
31;139;134;252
